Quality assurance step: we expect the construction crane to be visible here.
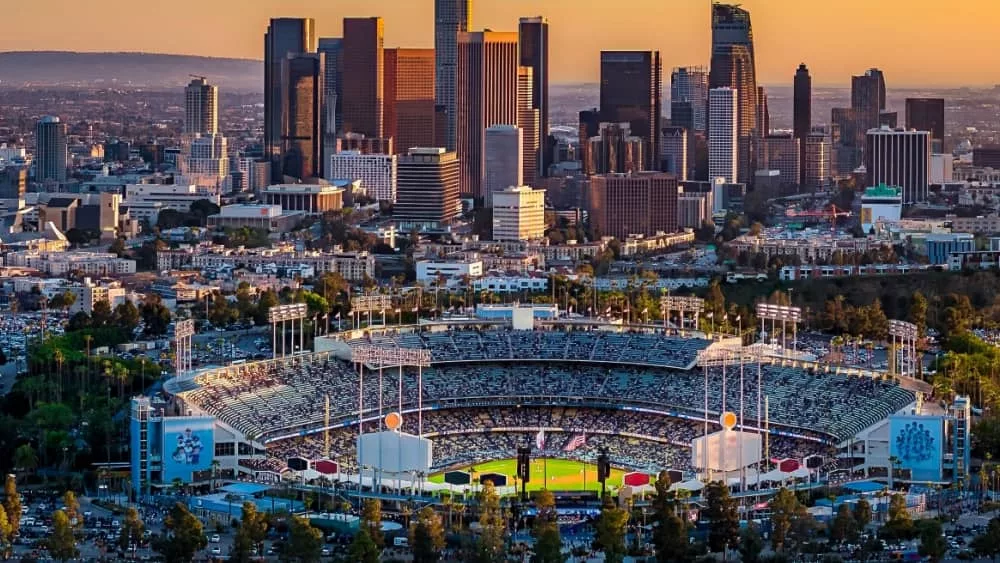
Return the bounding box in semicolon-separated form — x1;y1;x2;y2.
784;204;852;231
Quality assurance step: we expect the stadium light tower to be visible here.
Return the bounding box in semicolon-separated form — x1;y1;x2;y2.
351;294;392;329
888;320;918;378
268;304;307;359
755;303;802;352
660;296;706;333
173;319;195;377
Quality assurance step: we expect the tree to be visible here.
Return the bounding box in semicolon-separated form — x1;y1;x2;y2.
852;498;872;535
2;475;20;539
62;490;81;529
47;510;78;562
972;517;1000;561
360;498;384;549
829;504;856;543
650;471;690;563
153;502;207;563
411;506;445;563
284;515;323;563
233;501;269;563
532;489;563;563
768;488;802;552
704;481;739;558
737;523;764;563
594;494;628;563
110;236;127;258
118;507;145;560
92;298;114;327
114;301;141;335
12;445;36;476
475;480;506;563
882;493;915;541
917;519;947;563
140;293;172;337
0;504;12;560
347;528;381;563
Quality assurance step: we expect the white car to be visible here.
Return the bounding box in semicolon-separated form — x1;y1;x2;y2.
211;534;221;543
211;546;222;555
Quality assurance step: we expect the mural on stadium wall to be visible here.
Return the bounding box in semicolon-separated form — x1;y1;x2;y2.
162;416;215;483
889;415;944;482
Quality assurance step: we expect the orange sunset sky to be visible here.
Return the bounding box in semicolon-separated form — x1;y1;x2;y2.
1;0;994;87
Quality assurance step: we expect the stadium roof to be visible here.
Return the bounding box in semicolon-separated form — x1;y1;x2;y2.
219;483;270;495
841;481;886;493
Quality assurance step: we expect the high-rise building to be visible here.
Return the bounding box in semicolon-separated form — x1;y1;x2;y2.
336;134;394;155
492;185;545;241
328;150;397;202
484;125;523;203
831;107;860;175
184;77;218;136
318;38;343;136
518;16;549;178
661;126;688;181
265;18;316;165
395;147;461;227
587;172;679;240
435;0;472;151
710;3;758;183
708;87;738;184
758;133;800;187
793;64;811;141
280;53;324;180
578;108;602;173
456;30;519;199
600;51;662;171
905;98;945;152
0;166;27;200
852;68;886;139
670;66;708;133
865;126;930;204
383;48;437;155
178;134;229;190
517;66;539;187
803;131;832;189
342;17;384;138
757;86;769;136
35;116;67;183
586;122;644;175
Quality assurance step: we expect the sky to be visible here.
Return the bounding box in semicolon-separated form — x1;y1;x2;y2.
2;0;996;87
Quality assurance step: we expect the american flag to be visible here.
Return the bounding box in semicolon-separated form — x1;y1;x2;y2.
563;433;587;452
535;429;546;450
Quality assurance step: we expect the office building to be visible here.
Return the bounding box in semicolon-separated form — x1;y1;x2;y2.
435;0;472;151
974;146;1000;168
342;17;384;138
336;134;393;155
670;66;709;133
578;108;602;173
383;48;436;154
905;98;945;152
661;126;688;181
926;233;974;265
456;30;519;199
395;147;460;227
587;172;679;240
484;125;523;204
517;66;539;187
184;77;218;136
708;87;738;184
678;188;713;229
35;116;67;183
586;122;644;175
600;51;662;171
0;166;27;199
794;63;811;185
710;3;758;183
328;150;398;202
492;185;545;241
831;107;861;175
865;126;930;204
265;18;316;167
518;16;549;177
278;53;324;180
317;38;343;136
803;131;832;189
758;133;800;187
852;68;886;147
757;85;769;136
261;184;344;214
178;134;229;187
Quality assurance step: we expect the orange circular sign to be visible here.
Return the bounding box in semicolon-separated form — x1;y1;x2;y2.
719;411;737;430
385;412;403;431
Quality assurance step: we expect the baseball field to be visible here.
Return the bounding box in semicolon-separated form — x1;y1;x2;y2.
428;458;627;492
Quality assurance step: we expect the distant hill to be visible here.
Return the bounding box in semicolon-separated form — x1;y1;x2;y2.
0;51;263;92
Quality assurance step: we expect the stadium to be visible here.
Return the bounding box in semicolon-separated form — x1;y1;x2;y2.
142;309;940;501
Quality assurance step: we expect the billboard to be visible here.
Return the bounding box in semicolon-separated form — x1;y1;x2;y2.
691;430;762;472
889;415;944;482
357;431;432;473
161;416;215;484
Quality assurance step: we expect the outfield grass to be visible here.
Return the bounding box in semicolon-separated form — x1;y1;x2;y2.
429;458;627;492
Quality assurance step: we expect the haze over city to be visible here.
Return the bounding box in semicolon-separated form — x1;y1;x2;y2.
3;0;999;87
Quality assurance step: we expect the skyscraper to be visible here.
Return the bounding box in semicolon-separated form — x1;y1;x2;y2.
383;48;436;154
803;131;832;189
317;38;343;137
280;53;324;180
708;87;738;184
395;147;461;227
264;18;316;164
758;133;800;187
852;68;887;136
456;30;519;199
35;116;67;183
484;125;523;202
599;51;662;171
661;126;689;182
342;17;384;138
757;86;769;137
710;3;758;183
587;122;645;175
587;172;679;239
518;16;549;178
184;77;218;136
670;66;708;133
517;66;539;187
865;127;930;204
435;0;472;152
794;63;811;185
905;98;945;152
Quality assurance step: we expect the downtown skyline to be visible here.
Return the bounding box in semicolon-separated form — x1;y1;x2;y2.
2;0;998;88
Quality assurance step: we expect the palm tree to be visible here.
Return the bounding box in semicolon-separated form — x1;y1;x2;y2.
14;444;38;476
53;348;65;403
